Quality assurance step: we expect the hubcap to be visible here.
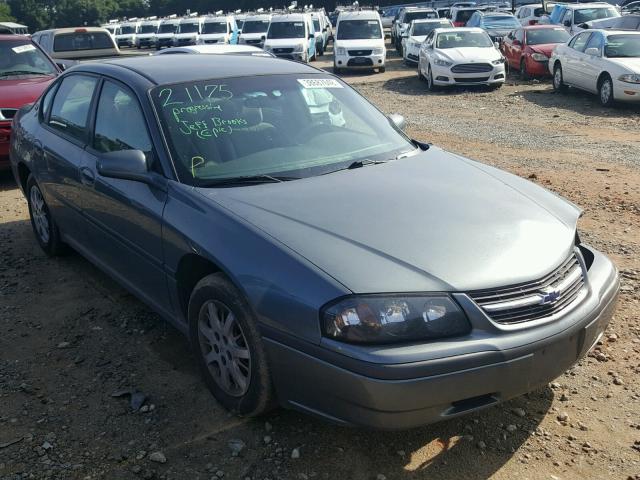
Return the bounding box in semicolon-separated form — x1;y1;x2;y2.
30;186;50;244
601;80;612;104
198;300;251;397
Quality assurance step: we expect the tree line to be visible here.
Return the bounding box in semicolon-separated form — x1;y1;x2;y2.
1;0;355;32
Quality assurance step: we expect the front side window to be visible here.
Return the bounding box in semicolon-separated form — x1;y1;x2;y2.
570;32;592;52
436;31;493;48
0;40;58;78
203;22;228;34
337;20;382;40
584;33;604;53
268;21;305;39
151;75;414;186
48;75;98;142
53;32;115;52
94;81;153;159
313;19;321;31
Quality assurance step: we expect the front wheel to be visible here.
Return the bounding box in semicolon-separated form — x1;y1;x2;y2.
379;66;386;73
426;65;438;92
26;175;67;256
520;59;530;81
553;64;567;92
189;273;275;416
598;75;615;107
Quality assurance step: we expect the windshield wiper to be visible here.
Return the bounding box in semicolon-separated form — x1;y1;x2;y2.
200;174;300;187
322;158;389;175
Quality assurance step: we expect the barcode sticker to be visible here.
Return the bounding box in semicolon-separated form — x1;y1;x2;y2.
297;78;343;89
12;44;36;54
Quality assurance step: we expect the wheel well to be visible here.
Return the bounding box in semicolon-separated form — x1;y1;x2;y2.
175;254;222;320
17;162;30;193
553;60;561;72
597;71;611;88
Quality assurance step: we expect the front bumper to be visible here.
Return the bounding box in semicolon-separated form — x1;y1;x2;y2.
525;56;550;76
116;37;134;47
614;79;640;102
404;45;420;64
335;52;385;70
264;245;619;429
270;51;307;62
137;37;156;47
156;37;174;48
432;62;506;86
0;123;10;171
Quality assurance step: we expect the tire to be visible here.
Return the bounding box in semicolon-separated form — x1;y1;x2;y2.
427;65;438;92
188;273;275;416
418;63;425;81
489;83;503;90
598;74;615;107
379;66;386;73
520;58;530;81
26;175;67;256
553;63;567;92
334;65;341;74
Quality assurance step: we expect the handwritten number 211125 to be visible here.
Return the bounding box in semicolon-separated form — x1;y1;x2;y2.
159;85;233;108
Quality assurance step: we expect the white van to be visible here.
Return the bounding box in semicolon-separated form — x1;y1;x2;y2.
263;13;317;63
174;15;204;46
135;18;161;49
238;14;272;48
115;20;141;48
334;10;386;73
156;16;180;49
200;15;238;45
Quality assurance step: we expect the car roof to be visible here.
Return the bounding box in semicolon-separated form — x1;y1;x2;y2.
34;27;111;35
413;18;451;23
599;28;640;35
339;10;380;20
73;53;318;86
478;11;516;16
0;34;31;42
564;2;613;8
522;24;566;29
435;27;484;33
271;13;307;21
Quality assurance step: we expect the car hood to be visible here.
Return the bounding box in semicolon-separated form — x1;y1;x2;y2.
437;47;502;63
198;148;580;293
335;39;385;49
529;43;560;56
264;38;306;47
409;35;428;43
607;57;640;72
0;75;56;110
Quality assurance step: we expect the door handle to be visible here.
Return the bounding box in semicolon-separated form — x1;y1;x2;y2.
80;167;95;186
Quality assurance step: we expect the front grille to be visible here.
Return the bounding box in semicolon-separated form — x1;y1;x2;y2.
454;76;490;83
349;49;372;56
347;58;373;66
407;53;419;61
275;53;294;59
0;108;17;121
468;253;585;325
273;47;294;54
204;39;219;44
451;63;493;73
246;39;261;44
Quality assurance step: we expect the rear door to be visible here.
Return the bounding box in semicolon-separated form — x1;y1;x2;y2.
38;74;99;246
79;79;172;313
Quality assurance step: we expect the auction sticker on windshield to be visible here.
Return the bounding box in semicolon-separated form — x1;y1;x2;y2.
297;78;344;89
12;44;37;54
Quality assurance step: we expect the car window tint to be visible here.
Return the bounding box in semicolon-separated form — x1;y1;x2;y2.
571;32;592;52
93;81;153;158
516;29;525;43
48;75;97;142
584;32;603;52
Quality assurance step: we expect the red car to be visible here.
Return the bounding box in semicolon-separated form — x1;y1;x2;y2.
0;35;60;170
501;25;570;79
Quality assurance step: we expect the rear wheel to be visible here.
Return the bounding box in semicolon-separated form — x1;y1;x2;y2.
598;74;615;107
189;273;275;416
26;175;67;256
553;63;567;92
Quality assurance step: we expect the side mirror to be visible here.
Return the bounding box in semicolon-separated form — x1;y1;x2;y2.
97;150;150;183
563;20;571;27
494;41;500;49
585;47;600;56
388;113;406;131
308;33;314;39
512;39;521;46
56;62;67;71
261;35;266;41
237;29;242;34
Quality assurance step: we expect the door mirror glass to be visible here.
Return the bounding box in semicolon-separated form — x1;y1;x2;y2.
584;47;600;56
388;113;406;131
97;150;149;182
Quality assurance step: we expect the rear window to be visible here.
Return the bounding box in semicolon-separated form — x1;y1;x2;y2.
404;11;438;23
54;32;114;52
454;9;479;23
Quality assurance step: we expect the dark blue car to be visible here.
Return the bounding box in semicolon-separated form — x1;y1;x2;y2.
10;55;618;429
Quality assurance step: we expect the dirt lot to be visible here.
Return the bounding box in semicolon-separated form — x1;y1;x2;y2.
1;46;639;480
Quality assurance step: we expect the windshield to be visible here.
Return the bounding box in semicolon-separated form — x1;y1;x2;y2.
412;20;451;35
140;24;158;34
203;22;227;34
574;7;619;24
179;22;200;34
337;20;382;40
454;9;478;22
482;16;520;28
54;32;115;52
0;41;57;77
404;11;438;23
526;28;569;45
436;30;493;48
267;21;305;39
159;23;177;34
151;75;414;186
242;20;270;33
605;34;640;57
120;25;136;34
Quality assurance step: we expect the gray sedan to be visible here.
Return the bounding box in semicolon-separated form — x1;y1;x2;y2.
9;55;619;429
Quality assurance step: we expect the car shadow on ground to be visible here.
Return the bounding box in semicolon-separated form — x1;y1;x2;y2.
382;75;500;97
0;170;17;192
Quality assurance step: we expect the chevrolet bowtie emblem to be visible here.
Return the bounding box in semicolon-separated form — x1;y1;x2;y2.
540;288;560;305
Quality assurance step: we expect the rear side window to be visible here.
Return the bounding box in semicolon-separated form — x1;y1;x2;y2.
54;32;114;52
48;75;97;142
93;81;153;159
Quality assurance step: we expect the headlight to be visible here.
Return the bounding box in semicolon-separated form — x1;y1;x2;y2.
322;295;471;344
372;47;384;55
336;46;346;55
530;53;548;62
491;57;505;65
619;74;640;84
293;43;304;53
434;58;452;67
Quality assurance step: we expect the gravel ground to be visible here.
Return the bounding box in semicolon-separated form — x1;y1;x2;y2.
1;45;639;480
